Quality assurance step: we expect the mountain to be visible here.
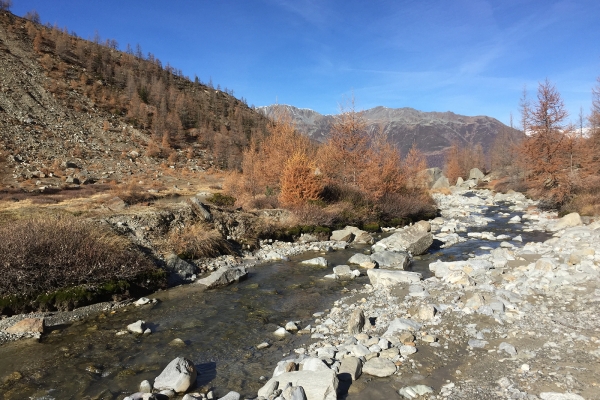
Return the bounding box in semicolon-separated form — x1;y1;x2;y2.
0;10;268;192
257;105;520;167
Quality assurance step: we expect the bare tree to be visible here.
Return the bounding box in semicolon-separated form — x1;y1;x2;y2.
24;9;41;23
0;0;12;11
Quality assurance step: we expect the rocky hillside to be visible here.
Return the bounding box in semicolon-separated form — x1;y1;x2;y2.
0;10;269;194
258;104;521;167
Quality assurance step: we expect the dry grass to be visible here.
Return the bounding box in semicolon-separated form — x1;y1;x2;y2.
0;215;159;298
167;223;234;259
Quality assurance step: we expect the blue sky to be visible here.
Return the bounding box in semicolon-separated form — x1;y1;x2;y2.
11;0;600;126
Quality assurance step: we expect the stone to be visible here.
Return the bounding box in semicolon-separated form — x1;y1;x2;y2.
257;342;270;349
135;297;151;306
333;265;353;279
301;257;328;267
468;339;488;349
286;386;308;400
217;392;240;400
154;357;197;393
338;357;362;381
124;393;157;400
432;175;450;189
127;320;146;334
549;212;583;231
105;196;127;211
372;224;433;256
140;380;152;393
5;318;45;334
165;253;197;284
348;308;365;335
257;370;338;400
400;345;417;356
348;253;371;265
195;266;248;289
469;168;485;180
499;342;517;356
274;327;291;338
330;229;354;242
535;258;558;271
301;357;330;372
398;385;434;399
362;357;397;377
420;167;443;188
456;177;464;186
539;393;585;400
188;197;212;221
285;321;298;332
384;318;422;336
370;251;410;269
367;269;422;287
169;338;186;347
348;343;371;357
415;304;436;320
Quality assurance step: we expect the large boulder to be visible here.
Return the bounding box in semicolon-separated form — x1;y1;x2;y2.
258;369;338;400
330;229;354;242
195;266;248;289
372;222;433;256
419;168;443;188
548;212;582;231
370;251;409;269
341;226;374;244
431;175;450;189
469;168;485;180
154;357;197;393
367;269;422;287
165;254;197;284
338;357;362;381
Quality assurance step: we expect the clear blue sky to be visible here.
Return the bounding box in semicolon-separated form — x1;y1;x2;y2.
11;0;600;126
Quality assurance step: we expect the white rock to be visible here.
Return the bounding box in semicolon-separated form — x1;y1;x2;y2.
154;357;197;393
301;257;328;267
257;370;338;400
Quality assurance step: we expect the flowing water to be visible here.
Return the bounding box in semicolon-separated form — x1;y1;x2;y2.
0;194;552;400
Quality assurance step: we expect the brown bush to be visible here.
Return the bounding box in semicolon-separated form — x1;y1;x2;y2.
167;224;234;259
0;215;159;298
112;181;156;205
377;191;438;224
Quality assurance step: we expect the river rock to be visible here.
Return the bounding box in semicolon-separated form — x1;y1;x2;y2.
5;318;45;334
258;370;338;400
367;269;422;287
348;253;371;265
330;229;354;242
301;257;328;267
124;393;157;400
127;320;146;334
285;321;299;332
274;327;291;338
217;392;240;400
362;357;396;377
333;265;355;279
469;168;485;180
154;357;197;393
369;250;410;269
195;266;248;289
165;253;197;284
384;318;422;336
348;308;365;334
341;226;374;244
140;380;152;393
338;356;362;381
539;393;585;400
548;212;582;231
498;342;517;356
188;197;212;221
372;223;433;255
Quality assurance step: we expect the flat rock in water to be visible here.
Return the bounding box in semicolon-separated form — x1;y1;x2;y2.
398;385;434;399
372;223;433;255
348;253;371;265
257;369;338;400
154;357;197;393
362;357;396;377
330;229;354;242
5;318;45;334
301;257;328;267
195;266;248;289
367;269;422;287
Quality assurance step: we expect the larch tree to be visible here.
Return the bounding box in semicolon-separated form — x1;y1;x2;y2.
520;79;572;203
279;152;322;207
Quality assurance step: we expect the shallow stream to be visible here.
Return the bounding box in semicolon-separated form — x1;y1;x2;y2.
0;192;552;400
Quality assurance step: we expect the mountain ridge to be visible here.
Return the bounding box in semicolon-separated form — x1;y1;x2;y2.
257;104;520;167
